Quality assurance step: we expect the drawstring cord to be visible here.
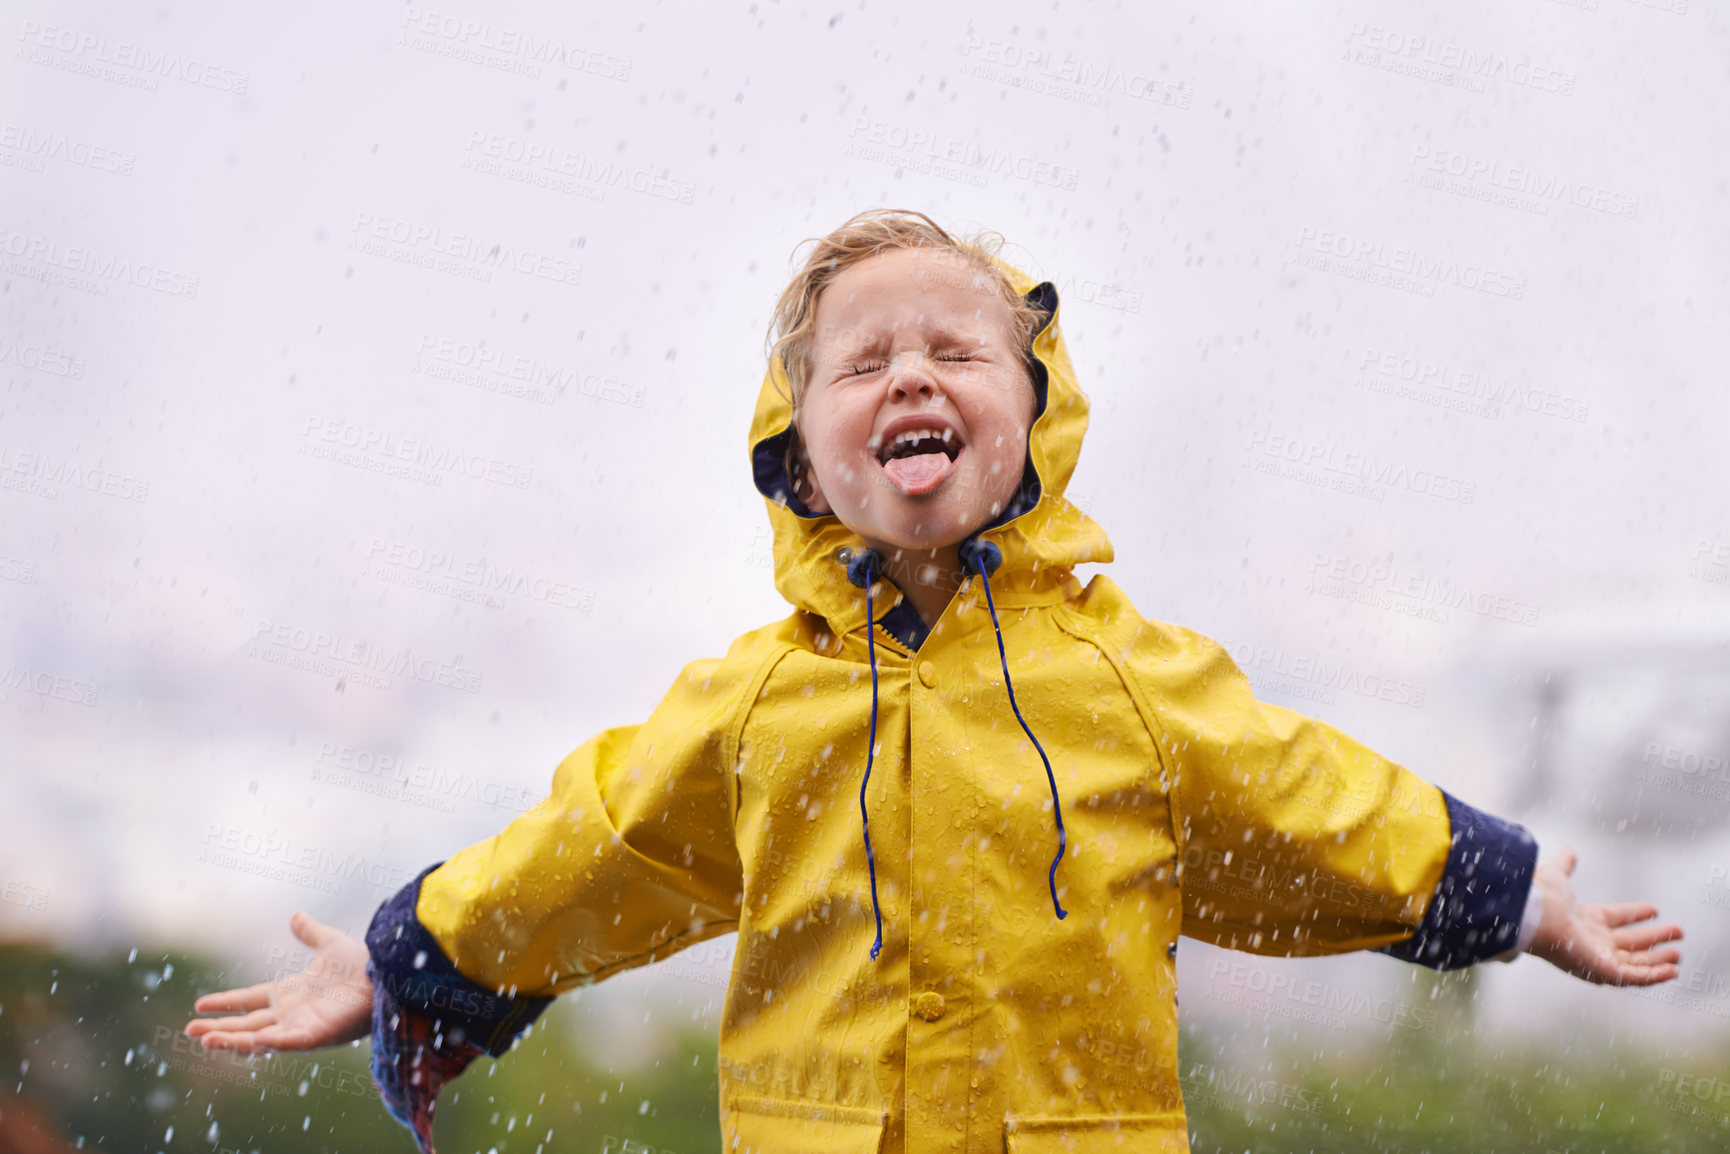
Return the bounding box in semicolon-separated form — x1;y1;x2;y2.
957;538;1068;921
842;539;1068;963
843;547;889;960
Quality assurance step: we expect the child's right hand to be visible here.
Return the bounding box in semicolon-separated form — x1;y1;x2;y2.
184;911;375;1053
1527;846;1684;986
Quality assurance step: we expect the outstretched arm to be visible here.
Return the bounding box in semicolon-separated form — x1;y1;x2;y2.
1526;846;1683;985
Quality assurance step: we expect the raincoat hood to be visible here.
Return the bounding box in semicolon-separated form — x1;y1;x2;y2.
746;257;1115;640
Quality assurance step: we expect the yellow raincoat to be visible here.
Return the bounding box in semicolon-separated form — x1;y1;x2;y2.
408;258;1494;1154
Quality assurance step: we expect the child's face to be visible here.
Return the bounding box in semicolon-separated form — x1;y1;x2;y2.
794;247;1036;556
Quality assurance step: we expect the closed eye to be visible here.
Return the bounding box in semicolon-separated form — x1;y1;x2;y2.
849;352;973;375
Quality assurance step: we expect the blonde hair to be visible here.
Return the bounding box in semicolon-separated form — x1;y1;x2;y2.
766;208;1045;411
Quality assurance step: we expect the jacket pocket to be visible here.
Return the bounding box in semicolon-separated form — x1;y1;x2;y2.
722;1095;888;1154
1003;1112;1189;1154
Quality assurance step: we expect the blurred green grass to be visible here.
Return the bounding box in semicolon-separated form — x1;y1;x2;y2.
2;943;1725;1153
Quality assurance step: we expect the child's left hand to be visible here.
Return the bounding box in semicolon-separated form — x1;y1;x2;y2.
1527;846;1684;985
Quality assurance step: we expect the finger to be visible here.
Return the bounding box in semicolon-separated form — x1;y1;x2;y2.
193;1008;279;1037
1607;941;1682;969
300;949;367;984
1609;961;1679;987
192;984;273;1014
1597;902;1661;929
1627;946;1683;967
290;910;342;951
1610;921;1684;950
1558;846;1578;876
238;1024;319;1052
197;1030;275;1055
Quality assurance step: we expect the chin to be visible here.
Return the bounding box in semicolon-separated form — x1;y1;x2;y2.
857;515;978;555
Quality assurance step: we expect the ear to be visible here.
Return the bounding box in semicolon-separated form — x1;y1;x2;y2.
788;425;832;515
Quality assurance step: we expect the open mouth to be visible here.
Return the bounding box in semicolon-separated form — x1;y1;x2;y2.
877;427;962;496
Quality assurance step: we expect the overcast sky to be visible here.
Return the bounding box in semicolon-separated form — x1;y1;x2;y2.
3;0;1727;1043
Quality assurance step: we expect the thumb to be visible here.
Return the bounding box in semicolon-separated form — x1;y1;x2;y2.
1558;846;1578;876
289;910;340;951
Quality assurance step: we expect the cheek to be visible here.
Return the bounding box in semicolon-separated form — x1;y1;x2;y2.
980;445;1018;484
977;409;1029;463
805;420;871;487
978;426;1031;489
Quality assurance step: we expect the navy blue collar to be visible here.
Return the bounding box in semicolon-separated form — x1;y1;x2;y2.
875;595;930;651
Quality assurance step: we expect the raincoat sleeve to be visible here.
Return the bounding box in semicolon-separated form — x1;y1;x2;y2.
1120;620;1536;969
362;638;772;1151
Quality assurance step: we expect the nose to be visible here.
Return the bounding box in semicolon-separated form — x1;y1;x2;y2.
886;350;942;403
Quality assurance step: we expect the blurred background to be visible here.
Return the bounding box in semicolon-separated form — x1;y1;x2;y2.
2;1;1726;1151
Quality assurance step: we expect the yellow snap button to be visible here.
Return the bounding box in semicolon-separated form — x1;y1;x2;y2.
917;660;937;688
913;991;945;1021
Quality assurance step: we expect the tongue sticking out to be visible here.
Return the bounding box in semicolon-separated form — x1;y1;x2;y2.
882;450;955;496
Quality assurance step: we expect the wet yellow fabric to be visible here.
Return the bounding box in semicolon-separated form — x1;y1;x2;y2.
415;255;1452;1153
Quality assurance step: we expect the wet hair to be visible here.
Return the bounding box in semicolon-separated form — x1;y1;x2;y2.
765;208;1045;509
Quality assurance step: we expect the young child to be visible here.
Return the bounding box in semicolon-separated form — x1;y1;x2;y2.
185;209;1685;1154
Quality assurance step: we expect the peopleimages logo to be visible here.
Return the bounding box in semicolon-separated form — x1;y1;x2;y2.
1638;742;1730;804
312;742;538;813
0;338;86;379
364;537;596;612
1215;635;1428;709
397;8;632;80
845;117;1081;190
348;211;582;287
0;227;200;298
250;618;484;694
300;416;533;490
0;443;151;502
1307;551;1541;627
15;20;251;93
1205;959;1441;1034
1355;347;1590;423
1409;146;1640;220
0;122;136;175
0;664;100;706
1342;23;1577;96
1690;538;1730;587
1244;430;1478;504
1289;227;1525;301
958;33;1191;109
413;335;645;408
463;132;696;204
1184;1062;1322;1116
198;823;413;893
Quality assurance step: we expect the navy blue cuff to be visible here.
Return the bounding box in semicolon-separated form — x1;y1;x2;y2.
365;862;553;1058
1374;790;1538;970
